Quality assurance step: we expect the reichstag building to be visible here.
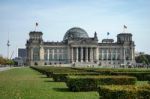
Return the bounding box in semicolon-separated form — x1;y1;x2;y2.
26;27;135;67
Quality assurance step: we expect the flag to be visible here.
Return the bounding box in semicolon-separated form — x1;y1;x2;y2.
36;22;38;26
124;25;127;29
107;32;110;36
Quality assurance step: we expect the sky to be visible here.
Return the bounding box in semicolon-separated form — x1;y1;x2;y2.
0;0;150;58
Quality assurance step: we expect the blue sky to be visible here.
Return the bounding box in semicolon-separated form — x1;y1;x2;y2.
0;0;150;58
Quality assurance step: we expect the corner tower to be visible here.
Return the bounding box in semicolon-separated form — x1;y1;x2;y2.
117;33;135;65
26;31;44;66
117;33;132;43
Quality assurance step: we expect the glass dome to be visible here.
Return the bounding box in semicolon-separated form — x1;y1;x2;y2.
63;27;89;41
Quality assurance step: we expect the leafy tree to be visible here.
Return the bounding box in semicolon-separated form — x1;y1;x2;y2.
0;56;15;66
135;55;149;65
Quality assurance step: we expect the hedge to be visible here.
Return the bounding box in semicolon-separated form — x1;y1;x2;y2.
73;67;150;72
30;66;150;81
98;85;150;99
52;72;100;82
66;75;137;92
111;72;150;81
30;66;86;78
72;68;150;76
146;75;150;81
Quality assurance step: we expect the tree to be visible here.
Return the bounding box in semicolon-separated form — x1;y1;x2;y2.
135;55;149;65
0;56;15;66
0;56;6;65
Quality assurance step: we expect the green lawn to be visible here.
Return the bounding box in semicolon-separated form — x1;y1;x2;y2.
0;67;99;99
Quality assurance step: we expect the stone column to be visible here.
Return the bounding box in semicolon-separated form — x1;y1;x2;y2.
90;47;93;62
67;47;70;63
52;49;54;60
76;47;78;62
30;47;33;66
30;47;33;61
120;48;122;60
131;47;134;61
71;47;74;63
101;49;103;60
133;47;135;64
110;48;112;61
124;48;126;64
81;47;83;62
131;47;135;64
115;49;117;60
106;49;108;60
86;47;88;62
40;47;44;61
96;47;99;63
93;48;95;62
47;49;49;61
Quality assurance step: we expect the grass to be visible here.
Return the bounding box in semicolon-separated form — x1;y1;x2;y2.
0;67;99;99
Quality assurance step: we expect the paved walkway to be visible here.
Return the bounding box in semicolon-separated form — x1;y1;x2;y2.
0;67;13;72
0;66;25;72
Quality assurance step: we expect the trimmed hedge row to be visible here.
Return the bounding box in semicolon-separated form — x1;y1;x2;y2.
98;85;150;99
31;66;101;82
30;66;87;78
52;72;100;82
66;75;137;91
72;67;150;73
111;72;150;81
30;66;50;75
146;75;150;81
72;68;150;80
31;66;150;81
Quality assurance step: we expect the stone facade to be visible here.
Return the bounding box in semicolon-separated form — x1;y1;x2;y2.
26;27;135;67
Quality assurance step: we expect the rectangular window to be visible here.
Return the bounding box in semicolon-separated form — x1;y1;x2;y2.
44;54;48;61
59;54;62;60
33;48;40;61
54;54;57;60
49;54;53;60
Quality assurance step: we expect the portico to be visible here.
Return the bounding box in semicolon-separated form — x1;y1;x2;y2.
71;46;97;63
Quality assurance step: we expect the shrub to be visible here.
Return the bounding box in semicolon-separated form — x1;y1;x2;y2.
52;72;100;82
98;85;150;99
31;66;150;81
111;72;150;81
52;73;68;82
92;68;150;75
66;75;137;92
146;75;150;81
30;66;83;78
